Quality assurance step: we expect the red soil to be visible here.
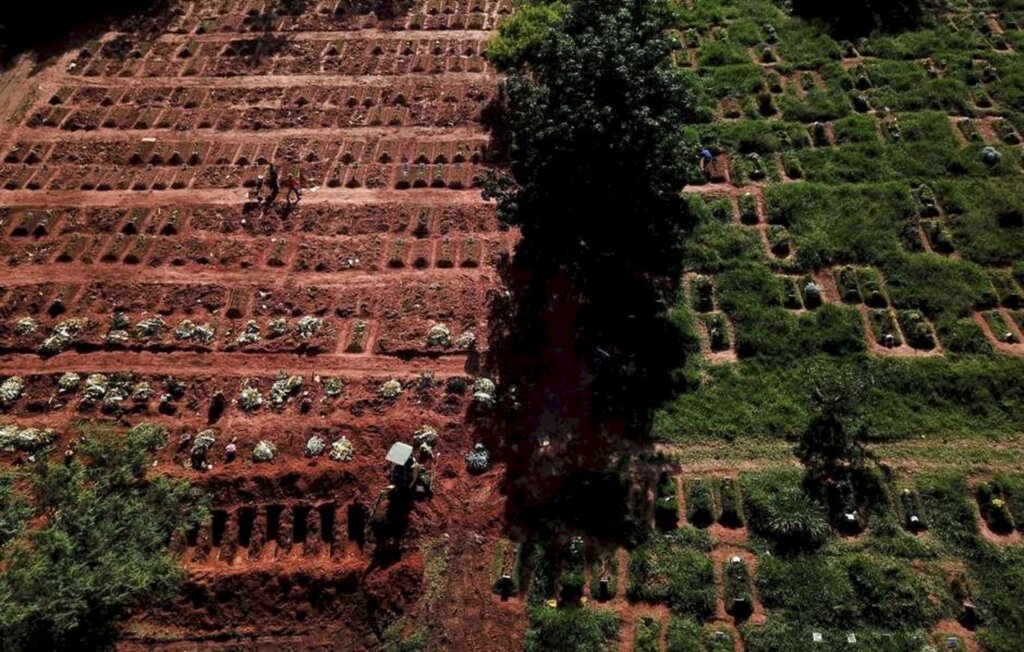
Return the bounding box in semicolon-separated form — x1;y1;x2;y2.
0;1;521;649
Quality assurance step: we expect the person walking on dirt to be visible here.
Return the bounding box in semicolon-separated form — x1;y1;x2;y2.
253;174;265;204
265;163;280;205
285;172;301;206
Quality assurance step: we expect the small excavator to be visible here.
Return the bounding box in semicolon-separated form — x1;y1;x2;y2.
369;440;435;520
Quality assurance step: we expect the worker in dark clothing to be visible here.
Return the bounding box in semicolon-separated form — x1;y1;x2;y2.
265;163;280;205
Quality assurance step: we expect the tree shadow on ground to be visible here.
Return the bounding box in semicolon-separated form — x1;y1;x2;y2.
1;1;175;69
482;246;691;544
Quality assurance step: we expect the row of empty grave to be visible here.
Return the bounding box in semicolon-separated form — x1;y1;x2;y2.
146;0;514;36
686;263;1024;361
0;135;491;192
1;217;512;274
30;80;493;130
69;28;496;79
182;500;369;566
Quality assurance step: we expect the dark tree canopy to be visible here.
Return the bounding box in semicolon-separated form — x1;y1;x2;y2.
791;0;924;36
485;0;700;292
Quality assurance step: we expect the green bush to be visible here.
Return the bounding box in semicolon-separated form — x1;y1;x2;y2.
666;616;700;652
0;422;203;650
757;554;857;625
973;547;1024;652
977;482;1016;535
0;475;29;551
702;625;736;652
485;1;568;70
743;621;928;652
742;469;829;550
857;268;888;308
842;554;935;628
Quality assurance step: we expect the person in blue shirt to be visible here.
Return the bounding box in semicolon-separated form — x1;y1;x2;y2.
700;147;714;177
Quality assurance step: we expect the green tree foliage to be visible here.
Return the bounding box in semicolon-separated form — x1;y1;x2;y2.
486;1;569;70
0;423;204;651
484;0;700;289
795;363;872;487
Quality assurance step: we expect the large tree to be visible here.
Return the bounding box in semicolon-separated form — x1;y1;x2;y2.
485;0;701;293
0;423;204;651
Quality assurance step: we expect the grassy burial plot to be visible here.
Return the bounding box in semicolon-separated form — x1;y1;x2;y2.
627;528;715;620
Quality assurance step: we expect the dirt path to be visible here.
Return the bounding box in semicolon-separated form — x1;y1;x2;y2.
0;349;471;377
153;29;495;43
0;262;493;288
61;72;492;88
16;125;490;142
0;187;490;207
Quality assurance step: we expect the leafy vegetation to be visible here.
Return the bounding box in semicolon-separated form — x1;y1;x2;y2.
0;423;203;651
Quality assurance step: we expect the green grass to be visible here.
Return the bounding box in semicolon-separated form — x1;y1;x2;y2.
627;528;715;618
513;3;1024;652
524;605;619;652
654;355;1024;444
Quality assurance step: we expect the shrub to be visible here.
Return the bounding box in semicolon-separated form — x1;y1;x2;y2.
757;554;857;626
485;2;568;70
897;310;935;350
837;266;862;303
666;616;700;652
977;482;1016;535
742;470;829;550
842;554;935;628
588;545;618;601
703;627;736;652
916;472;979;552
